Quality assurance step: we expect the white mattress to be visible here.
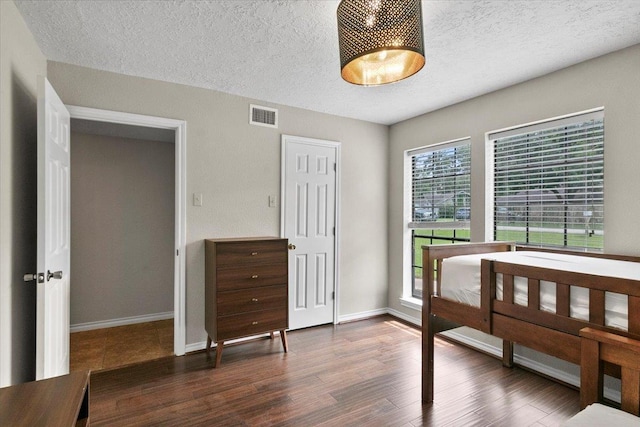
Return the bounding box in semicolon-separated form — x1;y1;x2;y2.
440;251;640;331
562;403;640;426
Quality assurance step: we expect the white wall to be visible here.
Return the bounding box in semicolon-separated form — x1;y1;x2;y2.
388;45;640;373
0;0;47;386
70;132;174;326
47;62;390;347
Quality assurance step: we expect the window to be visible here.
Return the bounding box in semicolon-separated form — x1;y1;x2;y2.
489;110;604;250
407;138;471;299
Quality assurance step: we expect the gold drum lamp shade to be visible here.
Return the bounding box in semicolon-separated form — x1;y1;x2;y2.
337;0;425;86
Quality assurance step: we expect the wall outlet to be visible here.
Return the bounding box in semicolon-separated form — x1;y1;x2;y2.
193;193;203;207
268;195;277;208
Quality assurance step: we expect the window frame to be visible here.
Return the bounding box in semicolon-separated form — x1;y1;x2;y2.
403;137;472;302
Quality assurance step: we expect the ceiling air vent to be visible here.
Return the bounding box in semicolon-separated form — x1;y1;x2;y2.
249;104;278;128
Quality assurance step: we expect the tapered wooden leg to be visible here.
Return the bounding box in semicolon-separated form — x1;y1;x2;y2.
502;340;514;368
279;330;288;352
206;336;212;356
215;341;224;368
270;331;275;339
423;314;435;403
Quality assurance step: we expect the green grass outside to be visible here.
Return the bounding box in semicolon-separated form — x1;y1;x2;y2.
494;230;603;249
412;228;470;274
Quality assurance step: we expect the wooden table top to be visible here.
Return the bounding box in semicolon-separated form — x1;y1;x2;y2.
0;370;90;427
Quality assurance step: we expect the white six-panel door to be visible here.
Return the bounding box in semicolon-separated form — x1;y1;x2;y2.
36;77;71;379
282;136;338;330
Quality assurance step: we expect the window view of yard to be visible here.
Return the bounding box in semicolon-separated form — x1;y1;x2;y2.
411;226;470;298
409;111;604;300
409;141;472;298
492;114;604;250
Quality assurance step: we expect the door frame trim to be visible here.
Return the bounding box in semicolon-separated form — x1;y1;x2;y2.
66;105;187;356
280;135;341;325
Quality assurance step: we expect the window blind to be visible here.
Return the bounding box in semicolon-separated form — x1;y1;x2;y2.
491;111;604;250
409;139;471;228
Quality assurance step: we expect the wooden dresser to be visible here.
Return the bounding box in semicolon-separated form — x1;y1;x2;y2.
205;237;289;367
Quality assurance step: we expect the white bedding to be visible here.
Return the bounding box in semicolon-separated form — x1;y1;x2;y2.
440;251;640;331
562;403;640;426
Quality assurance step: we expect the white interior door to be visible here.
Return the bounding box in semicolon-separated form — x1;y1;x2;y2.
282;136;338;330
36;77;71;379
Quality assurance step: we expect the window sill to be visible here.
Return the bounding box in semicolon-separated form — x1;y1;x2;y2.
399;296;423;311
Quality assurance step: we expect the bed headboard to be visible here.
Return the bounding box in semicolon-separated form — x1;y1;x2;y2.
422;242;513;297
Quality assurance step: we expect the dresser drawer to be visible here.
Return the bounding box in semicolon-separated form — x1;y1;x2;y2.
217;309;287;341
216;241;286;266
218;285;287;316
217;263;287;291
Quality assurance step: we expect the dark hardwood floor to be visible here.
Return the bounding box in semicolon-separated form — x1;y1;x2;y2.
90;315;580;426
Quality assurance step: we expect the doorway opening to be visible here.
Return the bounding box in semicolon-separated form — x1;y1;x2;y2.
66;106;186;370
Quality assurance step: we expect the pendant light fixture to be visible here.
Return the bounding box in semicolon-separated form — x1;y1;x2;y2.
337;0;425;86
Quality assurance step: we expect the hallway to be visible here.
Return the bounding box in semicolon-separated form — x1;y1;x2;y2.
70;319;173;372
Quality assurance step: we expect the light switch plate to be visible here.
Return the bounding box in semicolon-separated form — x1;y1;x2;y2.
268;195;277;208
193;193;203;207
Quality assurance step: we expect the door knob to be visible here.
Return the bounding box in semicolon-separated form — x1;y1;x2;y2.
288;244;296;250
47;270;63;281
24;273;45;283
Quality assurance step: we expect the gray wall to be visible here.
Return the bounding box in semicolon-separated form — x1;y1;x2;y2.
0;0;47;386
388;44;640;323
70;132;174;326
47;62;390;347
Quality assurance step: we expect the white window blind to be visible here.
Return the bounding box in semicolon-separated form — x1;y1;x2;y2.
409;138;471;228
490;110;604;250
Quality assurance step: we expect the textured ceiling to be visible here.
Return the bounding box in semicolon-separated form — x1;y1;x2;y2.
14;1;640;125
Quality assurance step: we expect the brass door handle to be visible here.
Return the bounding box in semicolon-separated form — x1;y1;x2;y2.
288;244;296;250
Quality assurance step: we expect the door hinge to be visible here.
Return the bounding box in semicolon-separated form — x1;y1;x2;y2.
333;227;335;236
332;291;335;300
176;249;179;256
333;162;337;172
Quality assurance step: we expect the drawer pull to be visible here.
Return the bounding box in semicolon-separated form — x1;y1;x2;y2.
251;252;258;256
251;274;259;279
252;298;259;302
252;321;259;325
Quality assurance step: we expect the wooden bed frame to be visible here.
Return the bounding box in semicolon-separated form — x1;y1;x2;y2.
580;327;640;415
559;327;640;425
421;242;640;403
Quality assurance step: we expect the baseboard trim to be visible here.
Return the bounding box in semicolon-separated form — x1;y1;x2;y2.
70;311;174;333
186;341;207;354
386;307;421;327
337;308;388;324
